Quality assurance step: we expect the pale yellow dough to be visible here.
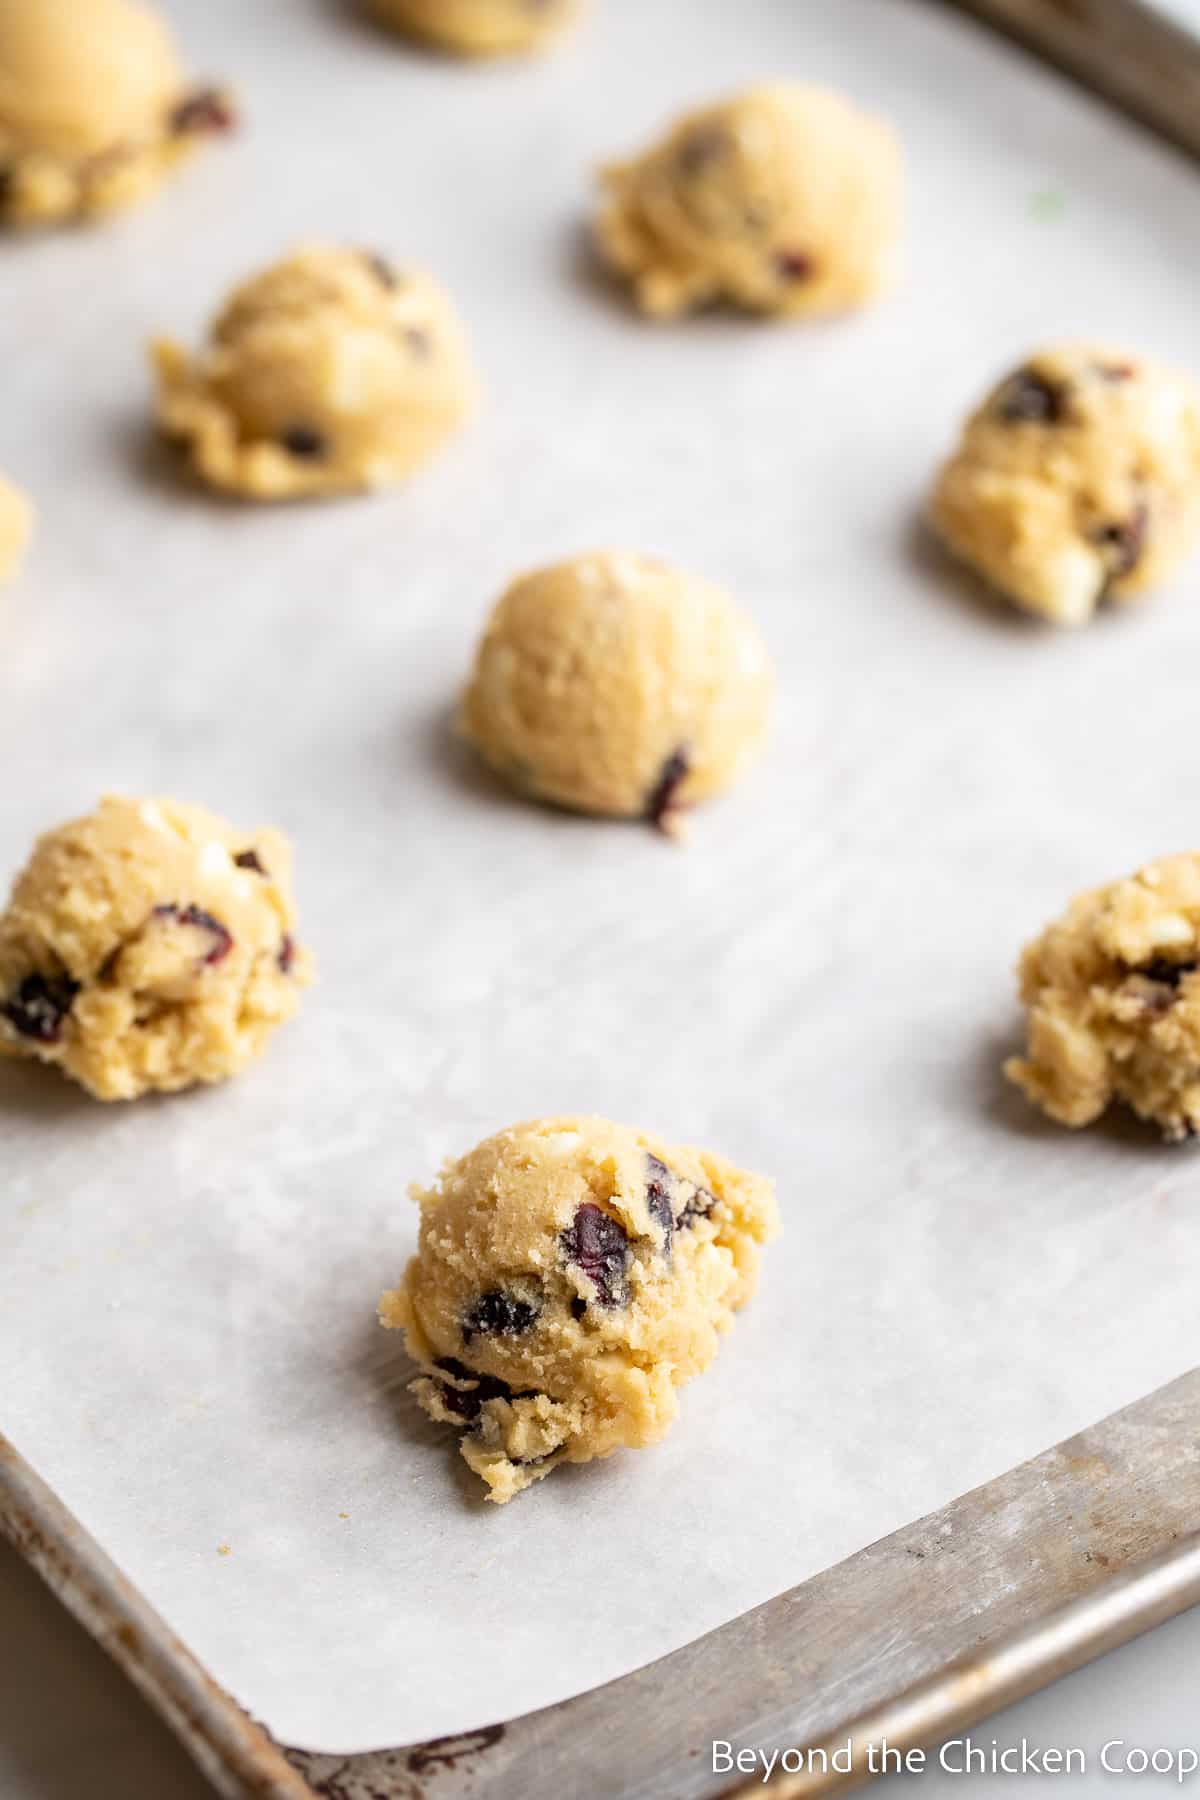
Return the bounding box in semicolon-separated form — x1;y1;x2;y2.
0;795;311;1101
370;0;580;56
0;474;32;581
929;344;1200;626
459;551;773;828
0;0;233;229
380;1116;778;1502
596;83;902;320
1005;854;1200;1140
152;244;476;501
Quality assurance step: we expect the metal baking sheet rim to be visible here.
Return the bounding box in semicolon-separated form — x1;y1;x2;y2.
4;1370;1200;1800
946;0;1200;161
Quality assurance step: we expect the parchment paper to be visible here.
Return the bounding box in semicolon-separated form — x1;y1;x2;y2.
3;0;1200;1756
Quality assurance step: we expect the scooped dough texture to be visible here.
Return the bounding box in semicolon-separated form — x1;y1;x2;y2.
596;83;902;319
1005;854;1200;1140
0;0;231;227
0;795;311;1100
379;1116;778;1502
929;344;1200;625
0;474;32;581
370;0;579;56
152;244;476;500
459;551;774;825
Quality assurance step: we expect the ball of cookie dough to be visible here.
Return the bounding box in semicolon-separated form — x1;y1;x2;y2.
151;244;476;501
0;0;234;229
1004;853;1200;1140
595;83;902;320
459;551;773;829
369;0;580;56
0;474;32;583
0;795;311;1101
929;344;1200;626
379;1116;778;1503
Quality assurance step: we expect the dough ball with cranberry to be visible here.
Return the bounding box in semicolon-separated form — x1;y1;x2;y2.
380;1115;778;1503
459;550;773;832
0;795;311;1100
151;243;476;501
595;83;902;320
0;0;233;228
1006;852;1200;1139
369;0;581;56
929;344;1200;625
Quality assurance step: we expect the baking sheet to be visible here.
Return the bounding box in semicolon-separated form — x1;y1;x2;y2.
3;0;1200;1757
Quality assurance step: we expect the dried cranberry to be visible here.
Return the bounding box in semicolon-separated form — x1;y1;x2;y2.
430;1359;537;1426
1094;505;1148;580
678;1184;716;1229
645;1154;675;1251
434;1356;475;1382
153;904;232;965
432;1367;514;1423
676;128;728;177
462;1289;540;1344
281;426;326;459
1095;361;1136;382
561;1203;630;1308
277;934;296;975
233;848;265;874
774;249;815;283
363;250;397;289
169;88;236;136
1135;957;1197;990
647;746;690;832
645;1151;715;1240
403;326;432;358
995;369;1065;425
432;1382;477;1421
2;972;80;1044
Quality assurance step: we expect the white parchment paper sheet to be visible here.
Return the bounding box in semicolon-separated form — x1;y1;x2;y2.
3;0;1200;1755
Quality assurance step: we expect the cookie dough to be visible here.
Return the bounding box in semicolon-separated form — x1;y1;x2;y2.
1004;854;1200;1139
595;83;902;320
370;0;580;56
0;0;233;229
0;474;32;582
380;1116;778;1502
459;551;773;829
0;794;311;1100
151;244;476;500
929;344;1200;626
